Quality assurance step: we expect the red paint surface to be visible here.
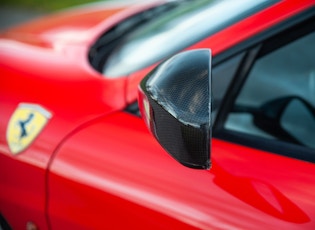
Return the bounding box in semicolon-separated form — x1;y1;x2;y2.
0;0;314;229
49;113;315;229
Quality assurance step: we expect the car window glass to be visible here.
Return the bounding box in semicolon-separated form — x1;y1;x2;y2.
224;31;315;149
212;53;245;121
280;98;315;147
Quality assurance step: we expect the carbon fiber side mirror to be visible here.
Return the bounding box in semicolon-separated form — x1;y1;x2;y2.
138;49;212;169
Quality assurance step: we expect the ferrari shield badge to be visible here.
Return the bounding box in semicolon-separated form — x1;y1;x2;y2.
7;103;52;154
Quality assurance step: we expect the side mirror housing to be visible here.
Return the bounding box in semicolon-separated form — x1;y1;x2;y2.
138;49;212;169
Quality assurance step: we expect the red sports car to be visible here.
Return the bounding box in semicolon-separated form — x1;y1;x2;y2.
1;0;315;229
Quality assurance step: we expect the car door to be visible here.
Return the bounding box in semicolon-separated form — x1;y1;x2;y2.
209;10;315;228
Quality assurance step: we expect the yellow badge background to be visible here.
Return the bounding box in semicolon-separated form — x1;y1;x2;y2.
7;103;51;154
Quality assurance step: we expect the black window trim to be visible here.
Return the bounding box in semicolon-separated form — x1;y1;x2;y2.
213;7;315;163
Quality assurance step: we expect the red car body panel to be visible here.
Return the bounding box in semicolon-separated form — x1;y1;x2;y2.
48;112;315;229
0;0;314;229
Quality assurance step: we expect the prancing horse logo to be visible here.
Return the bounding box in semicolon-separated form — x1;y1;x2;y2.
7;103;52;154
18;112;35;140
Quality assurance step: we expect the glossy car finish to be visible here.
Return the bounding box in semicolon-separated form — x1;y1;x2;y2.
0;0;314;229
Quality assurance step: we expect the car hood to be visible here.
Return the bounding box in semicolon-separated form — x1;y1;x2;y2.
0;0;164;49
0;1;164;171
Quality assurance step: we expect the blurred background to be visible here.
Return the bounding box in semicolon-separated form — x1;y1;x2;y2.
0;0;103;30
